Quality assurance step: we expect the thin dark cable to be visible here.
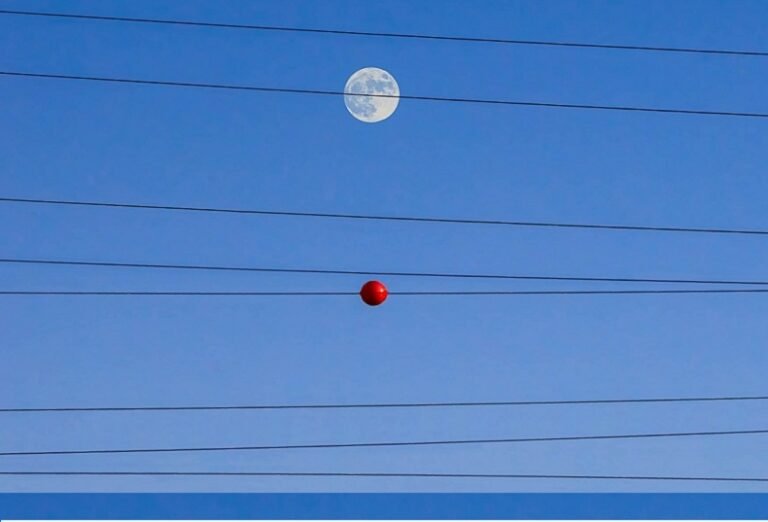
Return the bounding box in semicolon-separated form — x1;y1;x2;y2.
3;470;768;483
1;9;766;58
2;71;766;119
3;257;768;286
2;428;766;457
3;196;768;237
2;289;768;297
0;291;356;296
2;394;766;413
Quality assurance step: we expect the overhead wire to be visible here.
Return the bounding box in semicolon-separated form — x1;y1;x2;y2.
1;9;766;58
3;428;767;457
2;257;768;286
2;394;767;413
3;196;768;237
2;71;767;119
2;289;768;297
2;470;768;483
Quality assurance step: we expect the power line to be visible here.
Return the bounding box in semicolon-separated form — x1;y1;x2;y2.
0;291;357;297
4;196;768;237
1;9;766;58
3;394;766;413
2;70;766;120
3;257;768;286
2;289;768;297
2;470;768;483
3;428;767;457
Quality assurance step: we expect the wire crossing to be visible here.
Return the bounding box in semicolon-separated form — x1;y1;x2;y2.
2;394;766;413
1;9;766;58
2;71;767;119
3;257;768;286
3;289;768;297
3;428;767;457
4;196;768;237
3;470;768;483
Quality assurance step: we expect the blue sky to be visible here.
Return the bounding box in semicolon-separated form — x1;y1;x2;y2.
1;0;767;493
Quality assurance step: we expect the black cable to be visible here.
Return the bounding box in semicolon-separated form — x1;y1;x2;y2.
2;470;768;483
2;394;766;413
1;9;766;58
0;291;356;296
4;196;768;237
3;257;768;286
2;289;768;297
2;71;766;119
3;428;766;457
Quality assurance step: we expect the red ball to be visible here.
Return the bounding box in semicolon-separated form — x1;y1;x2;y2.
360;280;388;306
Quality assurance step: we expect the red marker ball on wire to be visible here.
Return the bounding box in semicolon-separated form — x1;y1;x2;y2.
360;280;388;306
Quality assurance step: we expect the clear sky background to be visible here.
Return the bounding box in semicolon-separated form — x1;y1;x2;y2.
1;0;767;493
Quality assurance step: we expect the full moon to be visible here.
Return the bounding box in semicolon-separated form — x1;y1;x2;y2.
343;67;400;123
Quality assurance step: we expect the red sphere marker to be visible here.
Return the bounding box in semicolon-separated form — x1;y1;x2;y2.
360;280;388;306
